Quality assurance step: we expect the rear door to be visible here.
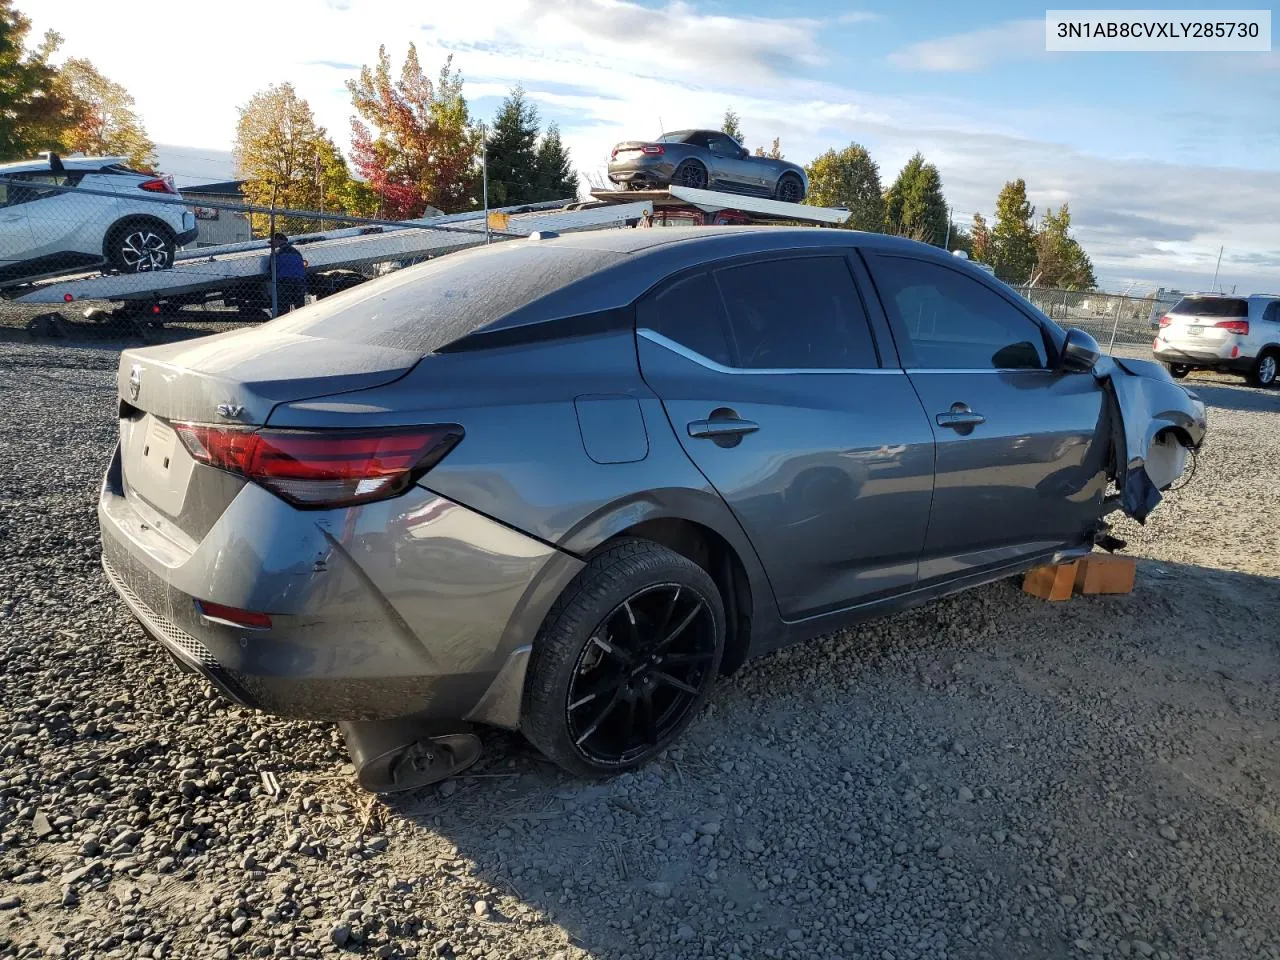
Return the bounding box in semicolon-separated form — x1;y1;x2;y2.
636;252;936;620
863;253;1108;584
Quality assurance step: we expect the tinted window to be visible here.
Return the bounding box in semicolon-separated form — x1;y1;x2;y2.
715;256;879;369
636;271;733;366
870;256;1048;370
706;135;740;157
1263;301;1280;323
1171;296;1248;318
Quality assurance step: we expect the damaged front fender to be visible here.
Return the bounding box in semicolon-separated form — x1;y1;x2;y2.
1093;355;1208;523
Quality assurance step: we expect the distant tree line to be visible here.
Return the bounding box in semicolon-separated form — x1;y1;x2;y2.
721;107;1096;290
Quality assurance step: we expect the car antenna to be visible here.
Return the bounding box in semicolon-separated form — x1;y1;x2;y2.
48;152;64;173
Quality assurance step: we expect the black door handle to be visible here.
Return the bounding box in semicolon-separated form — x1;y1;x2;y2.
935;402;986;431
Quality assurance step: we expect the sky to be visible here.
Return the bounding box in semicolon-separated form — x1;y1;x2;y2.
29;0;1280;294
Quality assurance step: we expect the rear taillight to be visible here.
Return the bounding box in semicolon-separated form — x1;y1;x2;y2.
139;176;176;194
610;148;618;159
641;145;664;155
1215;319;1249;335
172;424;462;508
1158;315;1172;327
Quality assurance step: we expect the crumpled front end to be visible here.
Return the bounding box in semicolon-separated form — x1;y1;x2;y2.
1094;356;1208;523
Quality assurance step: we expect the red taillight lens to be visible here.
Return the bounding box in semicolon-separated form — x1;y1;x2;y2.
139;176;176;194
1215;319;1249;335
641;145;664;155
173;424;462;508
195;599;272;630
1158;315;1171;327
610;148;618;159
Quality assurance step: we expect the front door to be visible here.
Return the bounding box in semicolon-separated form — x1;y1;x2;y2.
703;133;764;193
863;252;1109;584
636;252;936;620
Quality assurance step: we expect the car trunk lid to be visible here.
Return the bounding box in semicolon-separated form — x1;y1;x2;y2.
115;326;421;536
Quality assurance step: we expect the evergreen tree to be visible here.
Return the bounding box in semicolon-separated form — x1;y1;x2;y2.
991;178;1037;283
970;211;992;264
1034;203;1096;289
721;108;744;145
534;123;579;201
486;86;540;206
883;152;948;246
803;143;883;232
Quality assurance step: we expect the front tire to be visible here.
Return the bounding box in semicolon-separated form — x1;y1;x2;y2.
107;220;177;273
672;161;708;191
521;539;725;778
775;173;805;203
1249;350;1279;388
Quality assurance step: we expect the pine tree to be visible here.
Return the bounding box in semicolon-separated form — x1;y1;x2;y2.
803;143;883;232
721;108;744;145
991;179;1037;283
1034;203;1096;290
883;152;948;246
534;123;579;201
486;86;540;206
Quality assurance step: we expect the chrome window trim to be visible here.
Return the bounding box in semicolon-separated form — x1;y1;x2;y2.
638;328;903;375
904;367;1056;375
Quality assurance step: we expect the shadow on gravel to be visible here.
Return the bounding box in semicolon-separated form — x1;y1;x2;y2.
362;557;1280;960
1181;382;1280;414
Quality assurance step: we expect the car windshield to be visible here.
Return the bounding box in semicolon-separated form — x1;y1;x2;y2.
1171;296;1248;318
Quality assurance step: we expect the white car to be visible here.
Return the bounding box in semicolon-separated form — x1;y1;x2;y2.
1153;293;1280;387
0;154;197;288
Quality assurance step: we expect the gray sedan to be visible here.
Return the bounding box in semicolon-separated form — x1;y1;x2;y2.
98;227;1206;792
608;130;808;201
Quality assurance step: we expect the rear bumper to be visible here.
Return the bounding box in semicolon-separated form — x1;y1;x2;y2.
175;225;198;247
97;445;584;724
607;157;675;187
1153;344;1253;371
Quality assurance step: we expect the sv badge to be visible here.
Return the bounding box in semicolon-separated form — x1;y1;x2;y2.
216;403;247;420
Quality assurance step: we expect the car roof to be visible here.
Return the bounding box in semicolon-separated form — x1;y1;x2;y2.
0;155;131;173
1174;292;1277;301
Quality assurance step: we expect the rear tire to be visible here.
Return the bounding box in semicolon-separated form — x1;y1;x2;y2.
672;161;708;191
1249;350;1279;388
775;173;805;203
1164;362;1192;379
106;220;177;273
521;539;725;779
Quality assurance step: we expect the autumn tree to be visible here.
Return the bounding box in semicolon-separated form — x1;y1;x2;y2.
754;137;783;159
348;46;479;217
55;59;154;168
234;83;366;234
721;108;744;144
969;211;992;264
883;152;948;246
804;143;883;232
534;123;579;201
991;178;1036;283
0;0;70;160
485;86;539;206
1034;203;1095;289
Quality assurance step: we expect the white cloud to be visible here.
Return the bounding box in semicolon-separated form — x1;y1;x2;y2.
837;11;882;24
887;19;1044;72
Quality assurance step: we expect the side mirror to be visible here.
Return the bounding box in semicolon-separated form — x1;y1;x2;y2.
1060;327;1101;373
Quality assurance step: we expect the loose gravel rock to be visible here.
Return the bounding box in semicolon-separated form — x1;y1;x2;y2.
2;339;1279;959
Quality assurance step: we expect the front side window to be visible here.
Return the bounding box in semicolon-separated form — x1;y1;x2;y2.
706;135;740;157
713;256;879;370
869;255;1049;370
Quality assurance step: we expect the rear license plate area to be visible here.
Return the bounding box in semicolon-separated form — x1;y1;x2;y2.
140;417;178;480
1186;326;1202;337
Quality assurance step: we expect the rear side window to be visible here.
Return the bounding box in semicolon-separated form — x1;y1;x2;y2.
636;271;733;366
1172;296;1248;318
868;255;1048;370
714;256;879;369
1264;301;1280;323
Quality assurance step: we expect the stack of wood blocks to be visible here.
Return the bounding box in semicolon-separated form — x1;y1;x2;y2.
1022;554;1136;601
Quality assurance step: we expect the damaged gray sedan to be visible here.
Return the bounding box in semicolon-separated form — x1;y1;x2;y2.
97;228;1206;792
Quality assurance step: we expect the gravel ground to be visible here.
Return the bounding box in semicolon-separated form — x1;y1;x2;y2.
2;339;1279;960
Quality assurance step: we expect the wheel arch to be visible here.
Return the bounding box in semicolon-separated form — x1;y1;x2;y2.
561;490;781;673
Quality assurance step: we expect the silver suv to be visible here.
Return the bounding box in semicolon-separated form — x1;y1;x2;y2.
1153;293;1280;387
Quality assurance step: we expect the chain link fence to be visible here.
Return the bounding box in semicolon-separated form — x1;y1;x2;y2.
0;162;621;343
1021;285;1162;352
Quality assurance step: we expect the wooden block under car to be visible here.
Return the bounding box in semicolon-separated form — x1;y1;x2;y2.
1022;561;1079;601
1073;554;1136;595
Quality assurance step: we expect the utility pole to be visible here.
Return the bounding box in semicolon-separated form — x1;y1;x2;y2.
1211;245;1223;292
944;205;953;250
480;123;490;245
269;183;279;320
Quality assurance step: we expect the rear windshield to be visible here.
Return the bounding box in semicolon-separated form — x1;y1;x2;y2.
267;240;620;354
1171;296;1248;318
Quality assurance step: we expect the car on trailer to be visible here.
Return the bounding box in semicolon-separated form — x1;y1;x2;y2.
608;130;808;202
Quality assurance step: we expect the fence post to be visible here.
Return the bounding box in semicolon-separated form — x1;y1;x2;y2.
1060;290;1068;321
1107;295;1122;353
269;184;279;320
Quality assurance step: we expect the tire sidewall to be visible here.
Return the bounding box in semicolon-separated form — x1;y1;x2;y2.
776;174;804;202
521;540;725;778
108;220;176;273
673;161;708;190
1254;351;1279;388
